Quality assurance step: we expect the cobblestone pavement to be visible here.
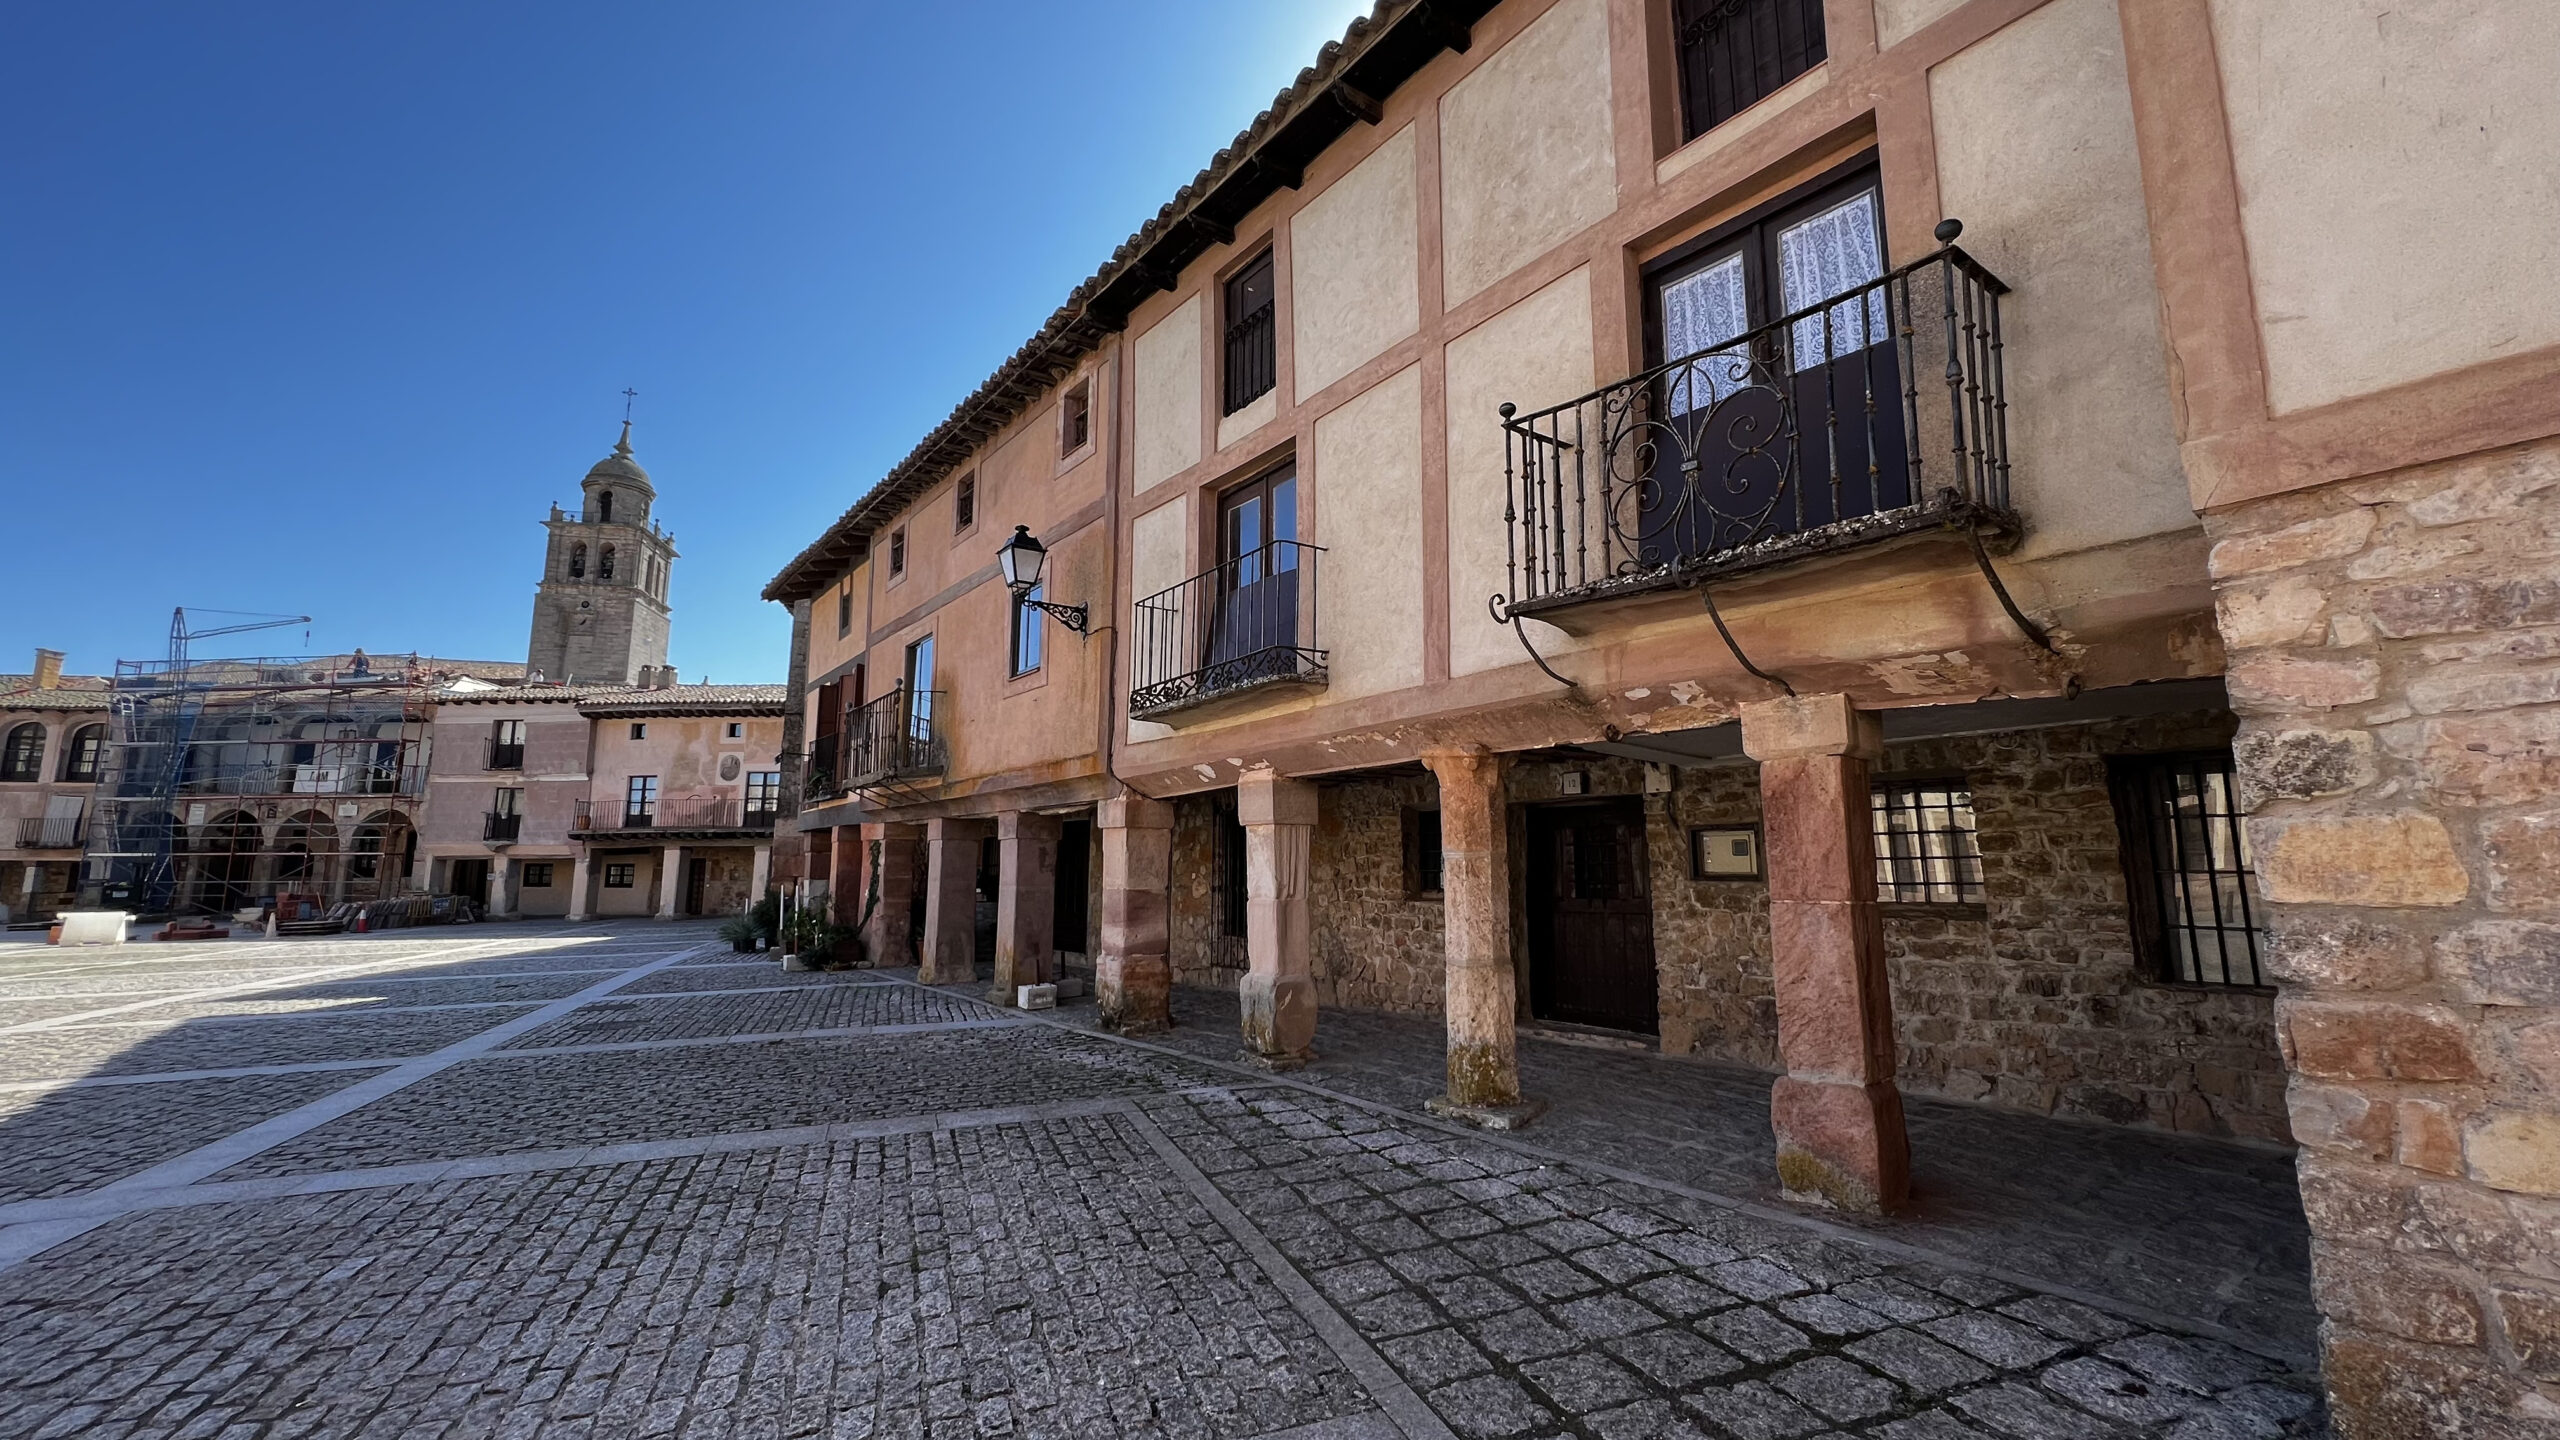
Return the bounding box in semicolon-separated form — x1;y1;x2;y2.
0;926;2326;1438
1058;986;2317;1356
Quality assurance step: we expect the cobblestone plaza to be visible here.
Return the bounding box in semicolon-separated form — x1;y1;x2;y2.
0;924;2325;1438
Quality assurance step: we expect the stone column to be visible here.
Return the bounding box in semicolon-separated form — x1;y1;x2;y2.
486;855;516;920
747;844;771;909
565;853;595;921
1236;770;1317;1069
920;817;990;985
1422;747;1543;1129
991;810;1060;1004
862;821;923;969
1741;693;1908;1214
1096;794;1175;1033
654;845;687;920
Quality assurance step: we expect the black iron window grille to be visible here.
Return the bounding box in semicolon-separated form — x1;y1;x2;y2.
1495;220;2013;620
1223;249;1276;415
839;686;947;789
2109;752;2266;987
1872;779;1984;904
837;588;852;637
1674;0;1826;142
954;472;976;533
1213;794;1247;940
889;527;907;577
1129;541;1326;718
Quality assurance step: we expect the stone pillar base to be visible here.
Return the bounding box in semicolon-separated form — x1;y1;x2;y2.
1236;1047;1313;1073
1237;970;1315;1067
1096;951;1171;1034
1426;1095;1549;1131
1771;1075;1910;1214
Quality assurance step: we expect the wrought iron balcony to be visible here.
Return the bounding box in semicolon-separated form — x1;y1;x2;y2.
1130;541;1327;720
841;687;947;791
574;795;768;833
483;811;522;843
1493;241;2018;626
802;745;841;804
16;816;85;849
486;740;525;771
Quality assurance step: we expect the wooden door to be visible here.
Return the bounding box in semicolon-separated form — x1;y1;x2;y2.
683;857;708;916
1525;800;1659;1034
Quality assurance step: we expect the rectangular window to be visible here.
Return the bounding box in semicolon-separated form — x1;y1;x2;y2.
603;862;634;888
837;588;852;637
1061;382;1091;454
744;771;781;816
1403;807;1444;899
726;722;743;739
903;636;935;743
889;527;907;576
490;719;526;775
1222;249;1277;415
493;787;522;818
2109;752;2267;987
1673;0;1827;143
626;775;658;822
1213;794;1247;938
1011;584;1045;676
954;472;976;533
1871;779;1983;904
522;862;555;888
629;723;647;740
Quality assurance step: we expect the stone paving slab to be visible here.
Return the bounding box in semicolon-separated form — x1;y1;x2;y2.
507;983;1012;1049
213;1026;1234;1179
0;1118;1379;1440
1070;985;2317;1356
0;1007;547;1084
1149;1087;2326;1439
0;1070;389;1203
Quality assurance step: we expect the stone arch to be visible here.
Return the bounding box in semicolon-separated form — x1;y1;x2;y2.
597;489;614;524
350;809;415;901
600;544;618;580
570;542;587;579
191;810;261;913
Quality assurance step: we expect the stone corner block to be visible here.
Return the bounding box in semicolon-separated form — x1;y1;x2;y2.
2255;813;2470;908
1425;1094;1548;1132
1097;794;1174;831
1740;694;1883;762
1237;770;1319;827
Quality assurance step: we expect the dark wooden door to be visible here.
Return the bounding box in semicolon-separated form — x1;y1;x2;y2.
1053;818;1092;953
449;858;489;904
683;857;708;916
1526;800;1659;1034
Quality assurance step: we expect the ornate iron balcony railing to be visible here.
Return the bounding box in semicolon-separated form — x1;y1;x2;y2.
1494;239;2016;622
483;811;522;842
841;687;947;790
574;795;764;832
1130;540;1327;720
486;740;525;771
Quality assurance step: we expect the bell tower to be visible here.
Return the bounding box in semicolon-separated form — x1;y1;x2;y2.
526;422;680;685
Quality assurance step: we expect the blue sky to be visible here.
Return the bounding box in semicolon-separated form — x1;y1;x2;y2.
0;2;1372;682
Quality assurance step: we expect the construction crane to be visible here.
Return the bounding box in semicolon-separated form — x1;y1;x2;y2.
167;607;311;676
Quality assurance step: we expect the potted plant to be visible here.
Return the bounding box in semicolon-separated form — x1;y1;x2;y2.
719;915;759;954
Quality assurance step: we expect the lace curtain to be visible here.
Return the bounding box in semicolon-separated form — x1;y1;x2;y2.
1779;190;1888;368
1659;253;1752;417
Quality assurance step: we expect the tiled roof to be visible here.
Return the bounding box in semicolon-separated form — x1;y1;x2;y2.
434;683;788;716
760;0;1493;605
0;675;114;712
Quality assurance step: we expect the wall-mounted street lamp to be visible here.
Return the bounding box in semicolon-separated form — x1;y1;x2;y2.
998;525;1089;635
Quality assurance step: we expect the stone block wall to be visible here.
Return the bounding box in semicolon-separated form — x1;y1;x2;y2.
1168;793;1246;989
2206;437;2560;1435
697;849;755;917
1310;772;1447;1013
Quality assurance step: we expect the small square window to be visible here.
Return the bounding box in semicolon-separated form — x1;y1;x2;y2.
521;862;555;888
2109;751;2267;988
603;862;635;888
1871;779;1984;904
1690;825;1763;880
1061;382;1091;455
726;722;743;739
954;473;975;532
1403;807;1443;898
890;527;907;576
629;723;646;740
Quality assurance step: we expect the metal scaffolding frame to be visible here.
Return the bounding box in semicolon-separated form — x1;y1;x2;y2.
86;647;434;916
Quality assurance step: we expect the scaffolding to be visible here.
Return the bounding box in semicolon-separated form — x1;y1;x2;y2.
86;649;434;916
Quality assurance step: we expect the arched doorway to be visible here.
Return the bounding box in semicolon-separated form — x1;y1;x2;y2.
274;809;336;899
191;811;261;913
349;811;415;904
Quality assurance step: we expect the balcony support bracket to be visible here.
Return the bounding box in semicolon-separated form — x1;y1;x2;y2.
1964;524;2080;698
1699;585;1793;698
1490;594;1573;690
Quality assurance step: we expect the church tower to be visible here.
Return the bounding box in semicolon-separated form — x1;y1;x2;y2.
526;423;679;685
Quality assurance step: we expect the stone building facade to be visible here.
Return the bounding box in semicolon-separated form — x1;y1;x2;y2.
761;1;2557;1429
0;652;110;927
526;424;678;687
